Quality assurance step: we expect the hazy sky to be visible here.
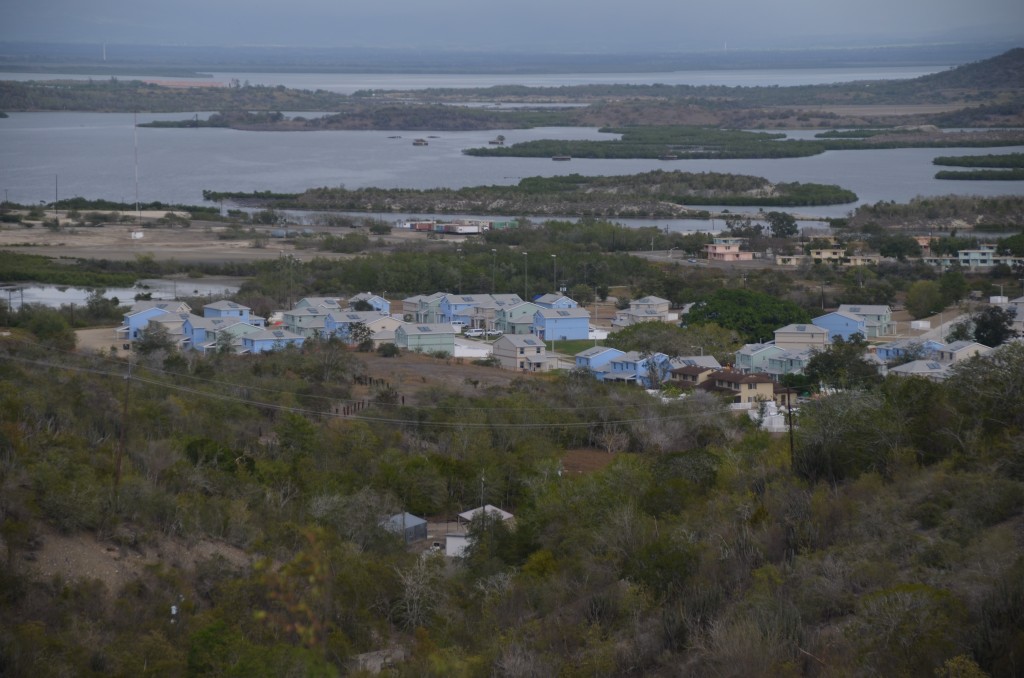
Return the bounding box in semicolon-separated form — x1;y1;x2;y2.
3;0;1023;52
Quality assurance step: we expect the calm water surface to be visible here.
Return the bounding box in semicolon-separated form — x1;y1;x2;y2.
2;62;1022;220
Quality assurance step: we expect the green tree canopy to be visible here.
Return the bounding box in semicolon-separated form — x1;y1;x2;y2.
685;289;810;343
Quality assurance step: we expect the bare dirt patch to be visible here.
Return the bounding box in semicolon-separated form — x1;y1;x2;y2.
24;524;252;597
562;448;617;475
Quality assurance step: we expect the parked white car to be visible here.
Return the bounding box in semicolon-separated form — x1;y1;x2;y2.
464;328;484;338
485;329;503;338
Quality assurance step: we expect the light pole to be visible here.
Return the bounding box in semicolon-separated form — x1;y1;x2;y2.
457;248;463;294
669;247;677;259
522;252;528;301
491;249;497;294
551;254;557;293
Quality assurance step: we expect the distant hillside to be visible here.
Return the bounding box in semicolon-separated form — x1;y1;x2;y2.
911;47;1024;91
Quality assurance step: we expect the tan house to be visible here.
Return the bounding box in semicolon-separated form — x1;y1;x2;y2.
810;248;845;263
698;371;776;404
774;323;829;351
936;340;992;364
492;334;547;372
668;364;717;389
613;295;678;327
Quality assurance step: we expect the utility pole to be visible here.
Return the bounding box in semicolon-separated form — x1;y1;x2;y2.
491;249;497;294
115;359;133;493
551;254;557;293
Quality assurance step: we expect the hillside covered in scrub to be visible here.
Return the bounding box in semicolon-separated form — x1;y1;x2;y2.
1;331;1022;676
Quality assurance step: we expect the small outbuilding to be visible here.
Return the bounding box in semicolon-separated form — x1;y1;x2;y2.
382;512;428;544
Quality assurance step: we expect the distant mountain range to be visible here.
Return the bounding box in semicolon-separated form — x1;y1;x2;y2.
0;40;1019;76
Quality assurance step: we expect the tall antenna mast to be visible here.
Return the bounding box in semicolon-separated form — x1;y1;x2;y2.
133;111;141;239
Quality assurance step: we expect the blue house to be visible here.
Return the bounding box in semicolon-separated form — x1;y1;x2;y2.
875;338;944;364
440;294;494;325
241;328;305;354
534;293;579;310
734;343;786;373
118;301;191;342
533;307;590;341
574;346;625;372
325;310;388;342
604;351;674;388
812;310;867;342
203;300;251;323
348;292;391;315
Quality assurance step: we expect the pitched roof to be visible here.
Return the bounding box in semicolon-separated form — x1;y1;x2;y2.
775;323;827;334
203;300;250;311
632;295;670;305
536;307;590;319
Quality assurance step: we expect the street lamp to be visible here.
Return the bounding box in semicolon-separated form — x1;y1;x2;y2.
551;254;557;293
522;252;528;300
491;248;497;294
457;248;463;294
669;247;677;259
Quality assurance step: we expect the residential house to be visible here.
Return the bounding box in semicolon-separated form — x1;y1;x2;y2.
574;346;625;373
202;300;252;323
874;338;945;364
241;328;305;354
613;296;678;327
735;343;786;373
888;360;951;381
117;300;191;342
200;320;262;354
281;306;329;339
837;304;894;337
496;301;539;335
533;293;579;310
810;248;846;263
492;334;547;372
705;237;754;262
668;364;717;389
394;323;456;354
440;294;495;325
533;307;590;341
605;351;665;388
294;296;345;312
773;324;829;351
775;254;808;267
812;310;867;342
413;293;447;323
325;310;389;343
699;370;776;405
146;312;194;349
348;292;391;315
936;340;992;364
766;348;815;380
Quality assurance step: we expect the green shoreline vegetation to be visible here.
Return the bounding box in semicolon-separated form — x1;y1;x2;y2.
203;170;858;214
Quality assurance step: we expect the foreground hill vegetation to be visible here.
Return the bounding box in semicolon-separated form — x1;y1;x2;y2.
1;328;1022;676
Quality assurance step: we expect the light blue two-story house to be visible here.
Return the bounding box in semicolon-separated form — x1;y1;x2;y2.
325;310;389;342
348;292;391;315
604;351;674;388
533;307;590;341
202;300;252;324
241;328;305;354
734;343;786;373
811;310;867;342
574;346;625;372
837;304;894;338
440;294;494;325
875;338;944;364
118;300;191;342
533;293;579;310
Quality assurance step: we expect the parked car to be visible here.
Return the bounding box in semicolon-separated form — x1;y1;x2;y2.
464;328;484;338
485;329;503;337
687;258;698;263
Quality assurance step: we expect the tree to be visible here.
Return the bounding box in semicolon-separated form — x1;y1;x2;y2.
686;289;810;344
134;323;173;356
605;321;740;363
569;283;595;306
804;334;880;390
904;280;944;319
765;211;798;238
938;269;968;305
972;306;1018;347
